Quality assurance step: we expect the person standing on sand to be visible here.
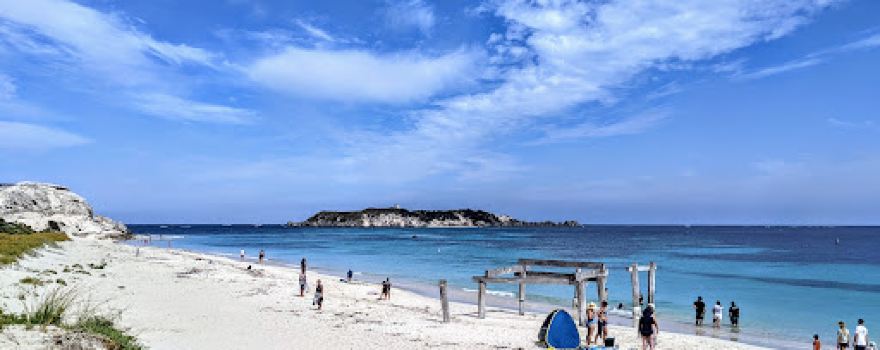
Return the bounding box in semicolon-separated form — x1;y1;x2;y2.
301;257;307;274
729;301;740;327
854;319;870;350
240;249;245;261
712;300;723;328
693;296;706;326
585;302;597;345
597;301;609;344
638;305;658;350
380;278;392;300
299;273;307;297
347;269;353;283
839;321;852;349
258;249;265;264
314;279;324;310
814;335;822;350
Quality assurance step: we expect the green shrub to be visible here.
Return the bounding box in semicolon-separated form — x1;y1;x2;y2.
19;276;45;286
73;316;143;350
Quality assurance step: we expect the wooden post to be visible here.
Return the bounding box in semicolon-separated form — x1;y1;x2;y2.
576;268;586;326
648;262;656;305
477;280;487;319
597;264;608;302
518;264;526;315
630;263;641;327
439;279;450;323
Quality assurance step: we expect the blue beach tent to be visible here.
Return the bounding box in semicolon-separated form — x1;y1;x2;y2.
538;309;581;349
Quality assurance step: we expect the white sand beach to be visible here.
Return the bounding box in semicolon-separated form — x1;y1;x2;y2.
0;240;767;349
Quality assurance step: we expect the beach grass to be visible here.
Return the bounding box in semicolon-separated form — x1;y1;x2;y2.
71;315;143;350
0;231;69;265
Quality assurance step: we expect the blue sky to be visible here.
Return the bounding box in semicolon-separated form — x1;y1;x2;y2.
1;0;879;224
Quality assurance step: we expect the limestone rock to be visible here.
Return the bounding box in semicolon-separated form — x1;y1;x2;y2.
0;182;127;238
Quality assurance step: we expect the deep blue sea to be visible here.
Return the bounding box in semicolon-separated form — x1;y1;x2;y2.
128;225;879;349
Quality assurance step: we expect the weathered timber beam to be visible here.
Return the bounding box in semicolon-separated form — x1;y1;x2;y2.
472;276;578;285
486;265;525;277
517;259;605;268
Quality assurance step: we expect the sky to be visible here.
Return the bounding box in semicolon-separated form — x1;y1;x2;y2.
1;0;879;225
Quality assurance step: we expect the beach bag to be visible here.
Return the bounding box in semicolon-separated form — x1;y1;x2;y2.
639;316;654;336
537;309;580;349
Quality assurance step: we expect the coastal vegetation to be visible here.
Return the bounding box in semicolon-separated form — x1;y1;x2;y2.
0;219;69;265
0;288;142;349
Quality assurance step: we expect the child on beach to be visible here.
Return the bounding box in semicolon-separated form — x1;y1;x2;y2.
712;300;723;328
729;301;740;327
586;302;597;345
347;269;353;283
239;249;245;261
380;278;392;300
638;305;658;350
839;321;852;349
854;319;869;350
314;279;324;310
299;273;307;297
693;296;706;326
258;249;265;264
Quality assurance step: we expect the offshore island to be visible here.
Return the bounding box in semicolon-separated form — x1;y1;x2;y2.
289;207;580;228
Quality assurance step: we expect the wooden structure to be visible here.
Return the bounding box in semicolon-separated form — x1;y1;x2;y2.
439;279;450;323
626;262;657;326
472;259;608;326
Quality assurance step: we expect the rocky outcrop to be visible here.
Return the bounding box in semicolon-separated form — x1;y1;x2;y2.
291;208;580;228
0;182;127;238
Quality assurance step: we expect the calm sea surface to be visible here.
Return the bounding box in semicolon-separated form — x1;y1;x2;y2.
128;225;879;349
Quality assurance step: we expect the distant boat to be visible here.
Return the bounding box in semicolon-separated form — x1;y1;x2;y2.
181;225;191;229
221;224;232;227
159;225;168;229
835;237;840;245
253;224;263;227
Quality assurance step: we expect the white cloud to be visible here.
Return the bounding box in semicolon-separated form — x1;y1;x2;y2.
0;121;90;150
827;117;876;130
385;0;436;35
0;74;15;100
331;0;836;181
736;57;823;80
531;110;670;144
737;31;880;80
294;20;336;42
0;0;250;123
131;93;255;124
247;47;480;103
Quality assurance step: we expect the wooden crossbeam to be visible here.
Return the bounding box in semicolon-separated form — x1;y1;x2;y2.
517;259;604;268
485;264;524;277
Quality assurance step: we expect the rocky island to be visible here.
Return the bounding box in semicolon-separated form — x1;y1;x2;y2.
289;207;580;228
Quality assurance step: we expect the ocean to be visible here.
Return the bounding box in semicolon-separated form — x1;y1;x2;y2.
128;225;879;349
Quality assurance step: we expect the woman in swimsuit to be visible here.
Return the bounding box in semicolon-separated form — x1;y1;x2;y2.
314;279;324;310
586;302;597;345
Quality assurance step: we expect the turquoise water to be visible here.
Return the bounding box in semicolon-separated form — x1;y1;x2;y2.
129;225;879;349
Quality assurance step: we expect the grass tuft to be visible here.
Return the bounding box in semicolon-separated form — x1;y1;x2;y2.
72;316;143;350
19;276;45;286
0;231;69;265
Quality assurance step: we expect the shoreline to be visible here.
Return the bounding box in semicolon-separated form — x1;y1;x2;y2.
1;239;771;349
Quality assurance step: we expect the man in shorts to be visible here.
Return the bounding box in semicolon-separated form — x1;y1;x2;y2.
693;296;706;326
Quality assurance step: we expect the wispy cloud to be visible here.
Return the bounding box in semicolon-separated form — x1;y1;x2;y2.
247;47;480;104
385;0;435;35
737;32;880;80
827;117;876;130
530;110;670;145
131;93;255;124
0;0;252;124
0;121;90;150
294;19;336;42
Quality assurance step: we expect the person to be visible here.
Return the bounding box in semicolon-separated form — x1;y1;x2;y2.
712;300;723;328
867;341;876;350
617;302;624;310
380;278;392;300
729;301;740;327
639;305;658;350
814;335;822;350
855;319;869;350
347;269;353;283
258;249;265;264
839;321;852;349
299;273;307;297
314;279;324;310
239;249;245;261
693;296;706;326
586;302;597;345
597;301;609;344
300;257;307;274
